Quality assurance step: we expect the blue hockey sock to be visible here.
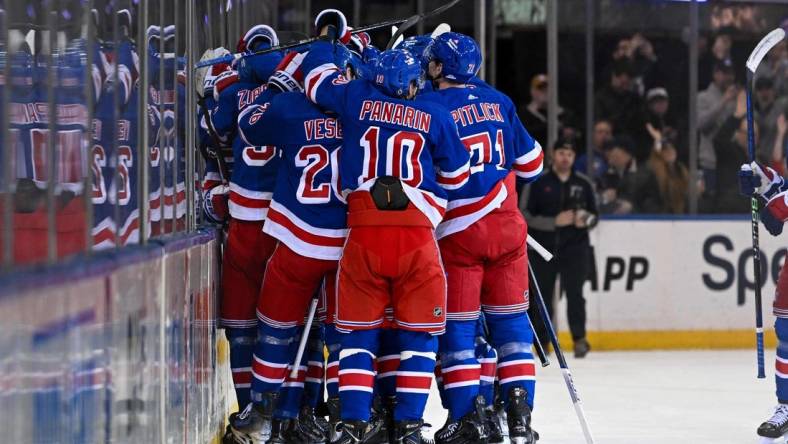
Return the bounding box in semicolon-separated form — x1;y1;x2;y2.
776;318;788;403
475;333;498;408
304;325;326;408
394;330;437;421
485;311;536;409
376;328;400;399
226;327;256;408
251;322;298;405
325;324;342;398
339;329;380;422
438;320;480;420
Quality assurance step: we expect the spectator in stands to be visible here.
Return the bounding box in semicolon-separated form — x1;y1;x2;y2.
699;29;733;89
754;76;787;165
520;73;565;147
713;91;756;213
646;124;690;214
698;59;738;205
610;33;658;97
599;135;662;214
575;119;613;185
643;87;680;150
595;61;646;158
520;139;597;358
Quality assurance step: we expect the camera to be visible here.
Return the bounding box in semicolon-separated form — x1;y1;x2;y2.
566;185;598;229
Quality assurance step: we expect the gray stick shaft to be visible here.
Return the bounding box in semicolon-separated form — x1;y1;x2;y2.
290;298;319;379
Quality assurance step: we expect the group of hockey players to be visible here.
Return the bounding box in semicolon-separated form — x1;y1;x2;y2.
198;8;544;444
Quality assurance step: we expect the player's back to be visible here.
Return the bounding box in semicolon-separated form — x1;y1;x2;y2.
419;84;544;238
221;82;279;221
239;91;346;260
335;80;467;227
419;85;528;198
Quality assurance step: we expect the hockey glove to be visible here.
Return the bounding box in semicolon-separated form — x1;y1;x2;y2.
761;205;784;236
348;30;371;54
315;9;351;44
196;47;230;97
212;69;240;103
739;162;784;200
203;184;229;224
268;51;306;93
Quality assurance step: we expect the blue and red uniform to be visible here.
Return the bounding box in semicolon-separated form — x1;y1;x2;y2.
209;72;281;409
418;31;544;421
302;40;470;424
238;89;346;417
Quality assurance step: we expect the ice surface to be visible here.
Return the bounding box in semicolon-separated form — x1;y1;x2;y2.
421;349;780;444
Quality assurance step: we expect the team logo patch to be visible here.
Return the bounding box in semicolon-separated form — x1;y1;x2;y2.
433;307;443;317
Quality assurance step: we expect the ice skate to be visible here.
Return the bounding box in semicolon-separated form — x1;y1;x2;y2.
759;404;788;443
506;387;538;444
326;397;343;442
365;396;394;444
485;406;504;443
394;420;434;444
433;396;489;443
295;405;330;443
330;420;369;444
224;397;277;444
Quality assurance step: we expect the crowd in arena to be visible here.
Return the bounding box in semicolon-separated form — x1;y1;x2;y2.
522;28;788;215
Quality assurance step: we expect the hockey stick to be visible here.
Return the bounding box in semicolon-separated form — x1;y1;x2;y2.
745;27;786;380
526;237;595;444
196;0;463;68
526;311;550;367
197;97;231;184
385;0;462;50
290;294;320;379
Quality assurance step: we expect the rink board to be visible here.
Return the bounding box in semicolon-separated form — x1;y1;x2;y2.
552;217;783;350
0;229;228;444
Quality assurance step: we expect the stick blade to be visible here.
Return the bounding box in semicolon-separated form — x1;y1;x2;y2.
431;23;451;38
746;28;785;73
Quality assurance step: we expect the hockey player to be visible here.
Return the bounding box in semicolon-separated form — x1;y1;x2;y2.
205;24;284;444
235;46;350;443
739;161;788;441
301;10;471;443
418;32;544;443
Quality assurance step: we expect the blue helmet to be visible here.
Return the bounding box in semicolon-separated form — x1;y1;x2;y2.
235;25;282;84
425;32;481;84
237;50;282;84
398;34;433;70
333;43;353;72
372;49;422;98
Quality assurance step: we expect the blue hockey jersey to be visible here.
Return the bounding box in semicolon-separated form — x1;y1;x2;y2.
238;91;347;260
211;74;279;221
302;41;470;228
418;84;544;238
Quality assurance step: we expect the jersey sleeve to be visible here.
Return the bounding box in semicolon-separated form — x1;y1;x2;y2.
209;72;241;143
432;113;471;190
302;41;350;113
237;89;285;147
507;98;544;182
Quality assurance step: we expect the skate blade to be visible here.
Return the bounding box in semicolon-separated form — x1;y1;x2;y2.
509;437;529;444
759;435;788;444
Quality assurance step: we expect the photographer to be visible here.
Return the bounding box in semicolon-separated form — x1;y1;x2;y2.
520;139;598;358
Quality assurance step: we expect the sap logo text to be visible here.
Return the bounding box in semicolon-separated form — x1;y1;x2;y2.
589;256;649;291
702;235;787;305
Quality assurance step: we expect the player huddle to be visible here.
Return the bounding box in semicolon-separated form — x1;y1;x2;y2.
198;9;544;444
